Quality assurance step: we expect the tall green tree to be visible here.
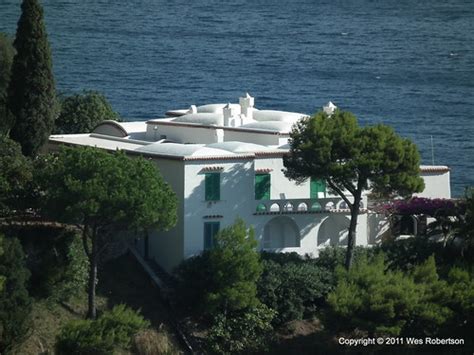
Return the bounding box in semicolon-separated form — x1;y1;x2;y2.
284;110;424;269
0;136;32;216
0;33;15;134
7;0;58;156
206;219;262;315
36;147;177;318
0;235;32;352
55;91;120;134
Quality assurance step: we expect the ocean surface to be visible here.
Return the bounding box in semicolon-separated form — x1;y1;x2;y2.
1;0;473;196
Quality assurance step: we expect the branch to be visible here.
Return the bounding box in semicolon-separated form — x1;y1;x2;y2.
327;178;353;209
82;228;91;259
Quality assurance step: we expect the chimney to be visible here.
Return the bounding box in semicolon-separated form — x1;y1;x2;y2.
323;101;337;116
223;103;237;126
239;92;254;120
188;105;197;114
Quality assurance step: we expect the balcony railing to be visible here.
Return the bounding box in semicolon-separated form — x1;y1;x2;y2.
254;197;355;214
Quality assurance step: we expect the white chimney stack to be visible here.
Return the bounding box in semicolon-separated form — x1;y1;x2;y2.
323;101;337;116
188;105;197;114
239;92;254;120
223;103;237;126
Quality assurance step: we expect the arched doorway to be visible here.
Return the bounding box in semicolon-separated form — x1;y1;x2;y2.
263;216;300;249
317;215;350;247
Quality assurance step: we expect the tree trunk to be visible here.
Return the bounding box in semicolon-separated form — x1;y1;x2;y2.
87;232;98;319
345;194;362;270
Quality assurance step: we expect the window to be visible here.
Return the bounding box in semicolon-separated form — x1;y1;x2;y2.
310;178;326;198
205;173;220;201
255;173;271;200
204;222;220;249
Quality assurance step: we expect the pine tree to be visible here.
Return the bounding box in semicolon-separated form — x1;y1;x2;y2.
7;0;58;156
0;235;31;352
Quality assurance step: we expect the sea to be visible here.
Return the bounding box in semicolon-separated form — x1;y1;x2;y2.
1;0;473;197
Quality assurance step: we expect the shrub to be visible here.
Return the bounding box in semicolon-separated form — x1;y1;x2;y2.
206;303;275;354
0;235;31;353
445;266;474;338
326;254;456;337
258;259;335;324
175;219;262;316
133;329;174;355
56;304;149;354
18;228;88;301
55;91;120;134
173;251;213;313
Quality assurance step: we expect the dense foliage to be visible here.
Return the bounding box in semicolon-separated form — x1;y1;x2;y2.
21;229;89;301
0;33;15;134
206;219;262;314
37;146;177;318
7;0;58;156
0;236;31;353
258;257;335;324
283;110;424;268
55;304;149;354
55;91;120;134
327;253;473;338
207;303;276;354
0;136;32;216
175;219;261;316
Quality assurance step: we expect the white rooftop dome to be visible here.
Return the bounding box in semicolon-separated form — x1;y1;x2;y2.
253;110;307;123
93;120;147;137
240;120;294;132
172;113;224;126
197;103;241;114
135;143;234;157
207;141;272;153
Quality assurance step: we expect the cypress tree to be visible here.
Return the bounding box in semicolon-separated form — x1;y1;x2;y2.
0;33;15;135
7;0;58;156
0;235;31;352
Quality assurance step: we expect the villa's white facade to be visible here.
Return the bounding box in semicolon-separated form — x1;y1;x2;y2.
48;94;451;272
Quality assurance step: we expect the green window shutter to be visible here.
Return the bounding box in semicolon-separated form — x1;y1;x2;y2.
205;173;220;201
310;178;326;198
255;174;271;200
204;222;220;249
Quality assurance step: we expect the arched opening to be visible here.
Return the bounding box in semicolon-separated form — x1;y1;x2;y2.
297;202;308;212
283;202;294;212
317;215;350;247
270;203;280;212
256;203;267;212
311;202;322;211
263;216;300;249
325;201;335;211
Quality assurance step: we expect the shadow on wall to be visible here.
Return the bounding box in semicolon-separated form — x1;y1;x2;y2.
317;214;350;247
263;216;301;249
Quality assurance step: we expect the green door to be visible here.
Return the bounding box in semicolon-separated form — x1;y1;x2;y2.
255;174;271;200
310;178;326;198
205;173;220;201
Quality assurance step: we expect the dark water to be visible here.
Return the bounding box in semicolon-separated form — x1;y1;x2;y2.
1;0;473;196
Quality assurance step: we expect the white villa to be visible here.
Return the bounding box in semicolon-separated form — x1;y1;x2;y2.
47;94;451;272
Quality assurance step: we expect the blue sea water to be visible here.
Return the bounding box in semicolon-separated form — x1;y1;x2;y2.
1;0;473;196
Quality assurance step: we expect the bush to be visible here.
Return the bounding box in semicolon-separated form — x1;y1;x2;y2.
133;329;174;355
17;228;88;301
55;91;120;134
0;235;32;353
258;259;335;324
326;254;456;337
207;303;275;354
174;251;213;313
56;304;149;354
174;219;262;316
313;246;377;272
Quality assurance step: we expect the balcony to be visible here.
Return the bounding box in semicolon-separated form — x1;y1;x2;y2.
254;197;355;215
